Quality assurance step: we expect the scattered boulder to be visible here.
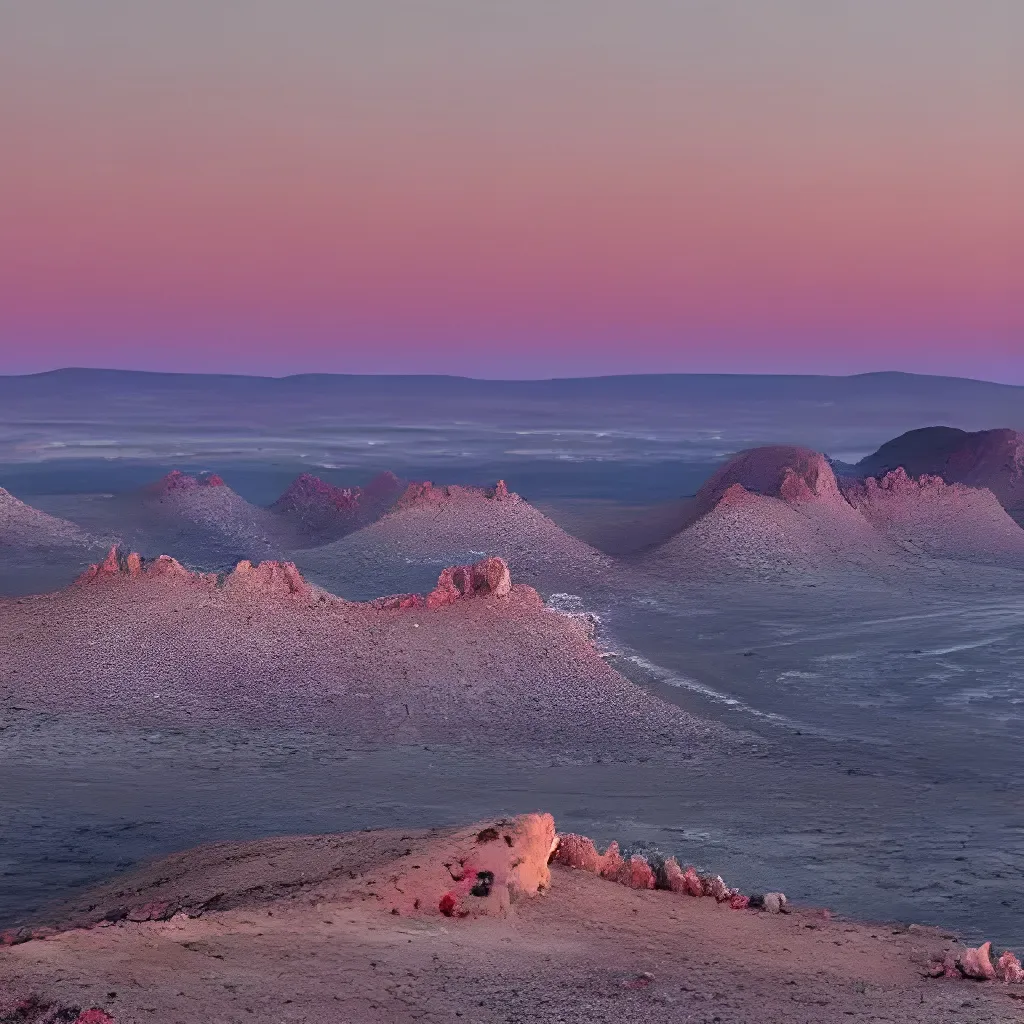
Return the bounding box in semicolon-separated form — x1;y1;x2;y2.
701;874;732;903
370;593;424;611
553;834;603;873
997;950;1024;983
126;900;176;923
753;892;789;915
0;996;116;1024
958;941;996;980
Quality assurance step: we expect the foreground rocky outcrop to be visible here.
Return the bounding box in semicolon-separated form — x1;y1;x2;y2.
3;817;1021;1024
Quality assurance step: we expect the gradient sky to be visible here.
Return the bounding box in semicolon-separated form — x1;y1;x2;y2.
1;1;1022;379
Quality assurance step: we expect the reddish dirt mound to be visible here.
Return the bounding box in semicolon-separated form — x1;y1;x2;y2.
3;818;1019;1024
270;470;403;543
143;470;226;494
0;553;697;751
114;471;297;561
396;479;510;509
292;481;611;598
644;447;894;580
859;427;1024;520
841;469;1024;564
694;445;845;515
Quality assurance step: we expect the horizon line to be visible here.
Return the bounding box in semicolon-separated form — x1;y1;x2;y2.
2;366;1023;388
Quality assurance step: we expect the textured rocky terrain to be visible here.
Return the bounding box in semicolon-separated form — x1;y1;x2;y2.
0;549;699;752
638;445;1024;583
857;426;1024;523
270;470;403;544
640;446;897;580
841;468;1024;564
291;479;615;599
0;487;112;595
6;419;1024;1022
3;815;1022;1024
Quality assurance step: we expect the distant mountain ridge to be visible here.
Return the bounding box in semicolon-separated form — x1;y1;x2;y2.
2;367;1022;404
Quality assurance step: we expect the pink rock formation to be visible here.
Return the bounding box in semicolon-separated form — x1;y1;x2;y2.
362;470;403;503
555;839;742;899
841;468;1024;563
553;834;603;873
407;814;557;920
76;548;193;586
701;874;732;902
272;472;362;514
426;557;512;608
860;427;1024;516
646;445;897;579
591;841;620;881
73;1012;116;1024
681;866;705;898
612;855;657;890
147;470;224;494
695;446;845;516
997;951;1024;983
397;480;513;510
76;548;319;600
957;941;996;980
224;559;313;599
270;471;405;541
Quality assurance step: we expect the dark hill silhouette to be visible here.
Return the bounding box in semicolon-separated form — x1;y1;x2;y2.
857;427;1024;523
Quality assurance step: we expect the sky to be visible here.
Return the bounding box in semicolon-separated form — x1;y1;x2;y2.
1;1;1022;380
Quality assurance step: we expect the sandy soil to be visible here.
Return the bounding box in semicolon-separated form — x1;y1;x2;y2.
2;817;1020;1024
